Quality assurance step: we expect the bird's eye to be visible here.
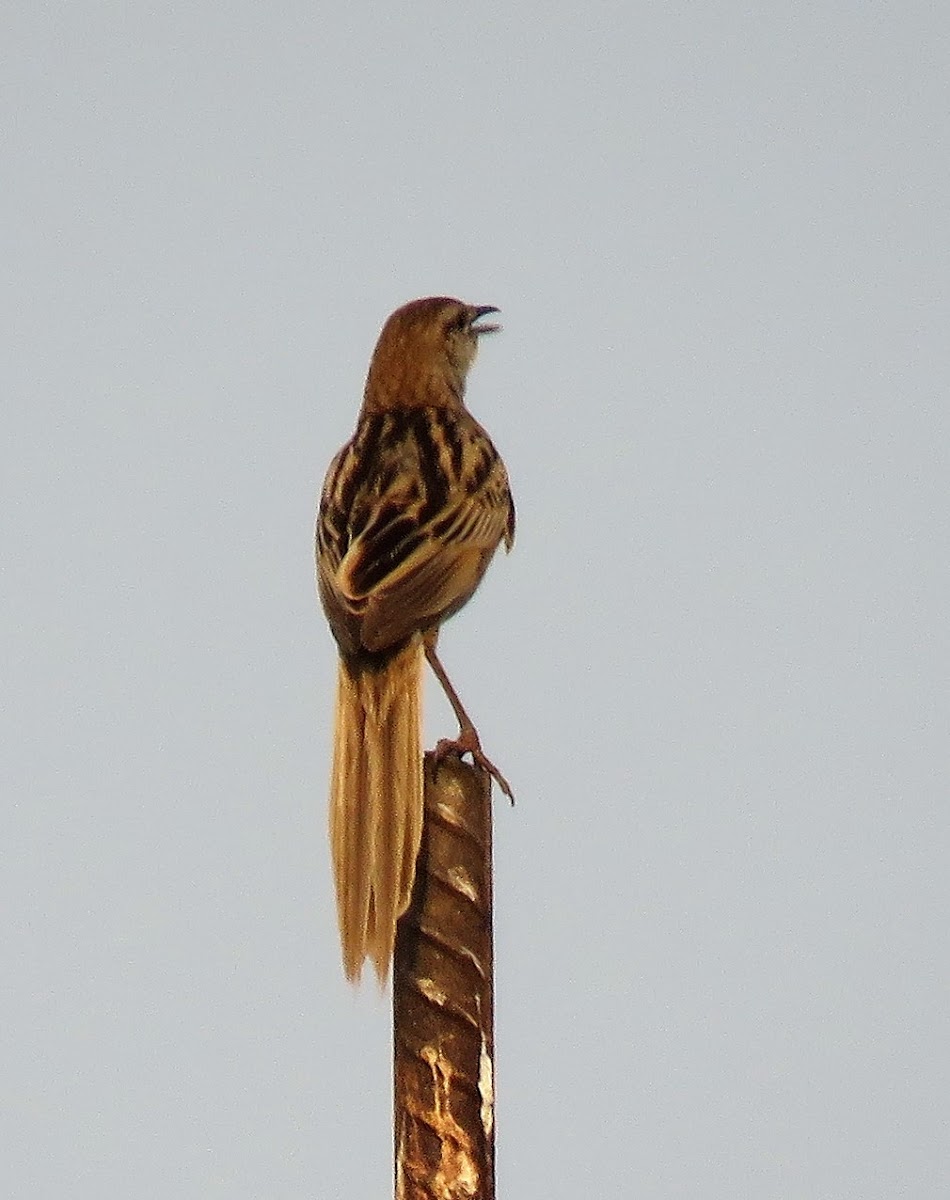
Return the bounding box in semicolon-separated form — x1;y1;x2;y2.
444;311;468;335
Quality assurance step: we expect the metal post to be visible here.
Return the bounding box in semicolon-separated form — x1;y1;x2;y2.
393;756;495;1200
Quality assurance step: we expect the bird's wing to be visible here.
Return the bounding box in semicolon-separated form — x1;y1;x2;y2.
340;474;511;652
318;408;513;655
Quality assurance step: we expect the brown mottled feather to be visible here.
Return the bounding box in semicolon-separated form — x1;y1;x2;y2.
316;297;514;982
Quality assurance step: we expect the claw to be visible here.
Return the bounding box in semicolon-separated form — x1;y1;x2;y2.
432;726;515;804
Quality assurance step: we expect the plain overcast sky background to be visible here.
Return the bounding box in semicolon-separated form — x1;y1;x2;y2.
3;3;948;1197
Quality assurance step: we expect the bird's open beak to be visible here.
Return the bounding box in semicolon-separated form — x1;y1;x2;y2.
471;305;501;336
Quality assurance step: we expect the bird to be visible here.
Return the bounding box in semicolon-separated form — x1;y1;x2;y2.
316;296;515;983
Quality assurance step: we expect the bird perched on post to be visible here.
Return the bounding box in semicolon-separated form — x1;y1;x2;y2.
316;296;515;983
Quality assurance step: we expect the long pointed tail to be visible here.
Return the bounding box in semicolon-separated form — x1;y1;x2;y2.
329;638;424;982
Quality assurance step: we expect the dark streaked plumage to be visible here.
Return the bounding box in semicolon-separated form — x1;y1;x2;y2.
316;297;514;982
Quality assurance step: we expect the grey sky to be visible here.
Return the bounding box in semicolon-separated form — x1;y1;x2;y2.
3;3;948;1196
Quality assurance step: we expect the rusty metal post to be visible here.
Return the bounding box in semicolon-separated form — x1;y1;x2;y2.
393;755;495;1200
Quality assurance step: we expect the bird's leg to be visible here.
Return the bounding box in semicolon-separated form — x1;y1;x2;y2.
423;632;514;802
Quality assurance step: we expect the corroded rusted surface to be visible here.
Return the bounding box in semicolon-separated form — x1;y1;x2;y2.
393;756;495;1200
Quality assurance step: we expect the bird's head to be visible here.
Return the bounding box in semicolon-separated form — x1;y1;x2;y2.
363;297;500;410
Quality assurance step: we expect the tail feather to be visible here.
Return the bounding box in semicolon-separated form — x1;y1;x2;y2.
330;639;424;982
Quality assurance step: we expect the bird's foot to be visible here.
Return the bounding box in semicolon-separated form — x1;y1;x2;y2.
433;726;515;804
